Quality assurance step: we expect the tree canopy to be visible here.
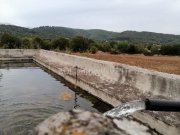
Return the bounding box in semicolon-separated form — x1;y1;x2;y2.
0;30;179;56
1;24;180;45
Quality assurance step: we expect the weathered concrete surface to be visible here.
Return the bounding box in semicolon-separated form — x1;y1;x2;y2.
1;49;179;99
35;109;161;135
0;61;34;69
0;49;39;59
34;50;180;135
37;50;180;100
1;49;180;134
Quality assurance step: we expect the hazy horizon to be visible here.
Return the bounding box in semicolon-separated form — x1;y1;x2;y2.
0;0;180;35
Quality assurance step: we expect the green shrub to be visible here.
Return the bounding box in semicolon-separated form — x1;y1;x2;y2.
151;45;161;55
89;46;98;54
70;36;89;52
32;37;44;49
116;41;129;53
143;49;153;56
1;33;21;49
160;44;180;55
22;38;31;49
42;40;52;50
110;48;119;54
134;44;145;54
98;42;111;52
127;44;136;54
52;37;69;50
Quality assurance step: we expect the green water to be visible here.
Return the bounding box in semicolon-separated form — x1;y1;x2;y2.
0;61;112;135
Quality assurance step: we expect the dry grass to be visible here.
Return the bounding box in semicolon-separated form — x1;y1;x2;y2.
73;52;180;75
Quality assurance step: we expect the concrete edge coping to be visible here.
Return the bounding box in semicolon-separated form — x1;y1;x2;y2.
41;50;180;80
0;49;179;79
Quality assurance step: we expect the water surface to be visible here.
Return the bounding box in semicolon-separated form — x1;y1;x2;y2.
0;62;112;135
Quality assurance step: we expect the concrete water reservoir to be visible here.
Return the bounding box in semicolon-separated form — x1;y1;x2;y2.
0;60;112;135
0;49;180;135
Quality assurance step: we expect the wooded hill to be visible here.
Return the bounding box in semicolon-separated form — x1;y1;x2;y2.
0;24;180;45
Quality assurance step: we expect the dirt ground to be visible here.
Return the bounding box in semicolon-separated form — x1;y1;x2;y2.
73;52;180;75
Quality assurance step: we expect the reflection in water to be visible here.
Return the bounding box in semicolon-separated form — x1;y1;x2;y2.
0;71;2;88
74;91;80;109
58;91;73;101
0;62;112;135
0;60;34;69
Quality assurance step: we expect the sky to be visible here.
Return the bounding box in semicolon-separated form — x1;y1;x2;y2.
0;0;180;34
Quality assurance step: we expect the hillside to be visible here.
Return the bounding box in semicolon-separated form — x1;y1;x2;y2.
32;26;119;40
0;25;119;40
0;24;180;44
0;25;36;37
115;31;180;45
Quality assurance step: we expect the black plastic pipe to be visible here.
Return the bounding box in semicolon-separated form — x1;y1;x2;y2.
145;99;180;112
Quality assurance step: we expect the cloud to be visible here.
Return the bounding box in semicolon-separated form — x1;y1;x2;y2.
0;0;180;34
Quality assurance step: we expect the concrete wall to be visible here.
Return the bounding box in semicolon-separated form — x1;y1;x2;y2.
38;50;119;82
0;49;39;58
1;49;180;134
1;49;179;99
37;50;180;99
